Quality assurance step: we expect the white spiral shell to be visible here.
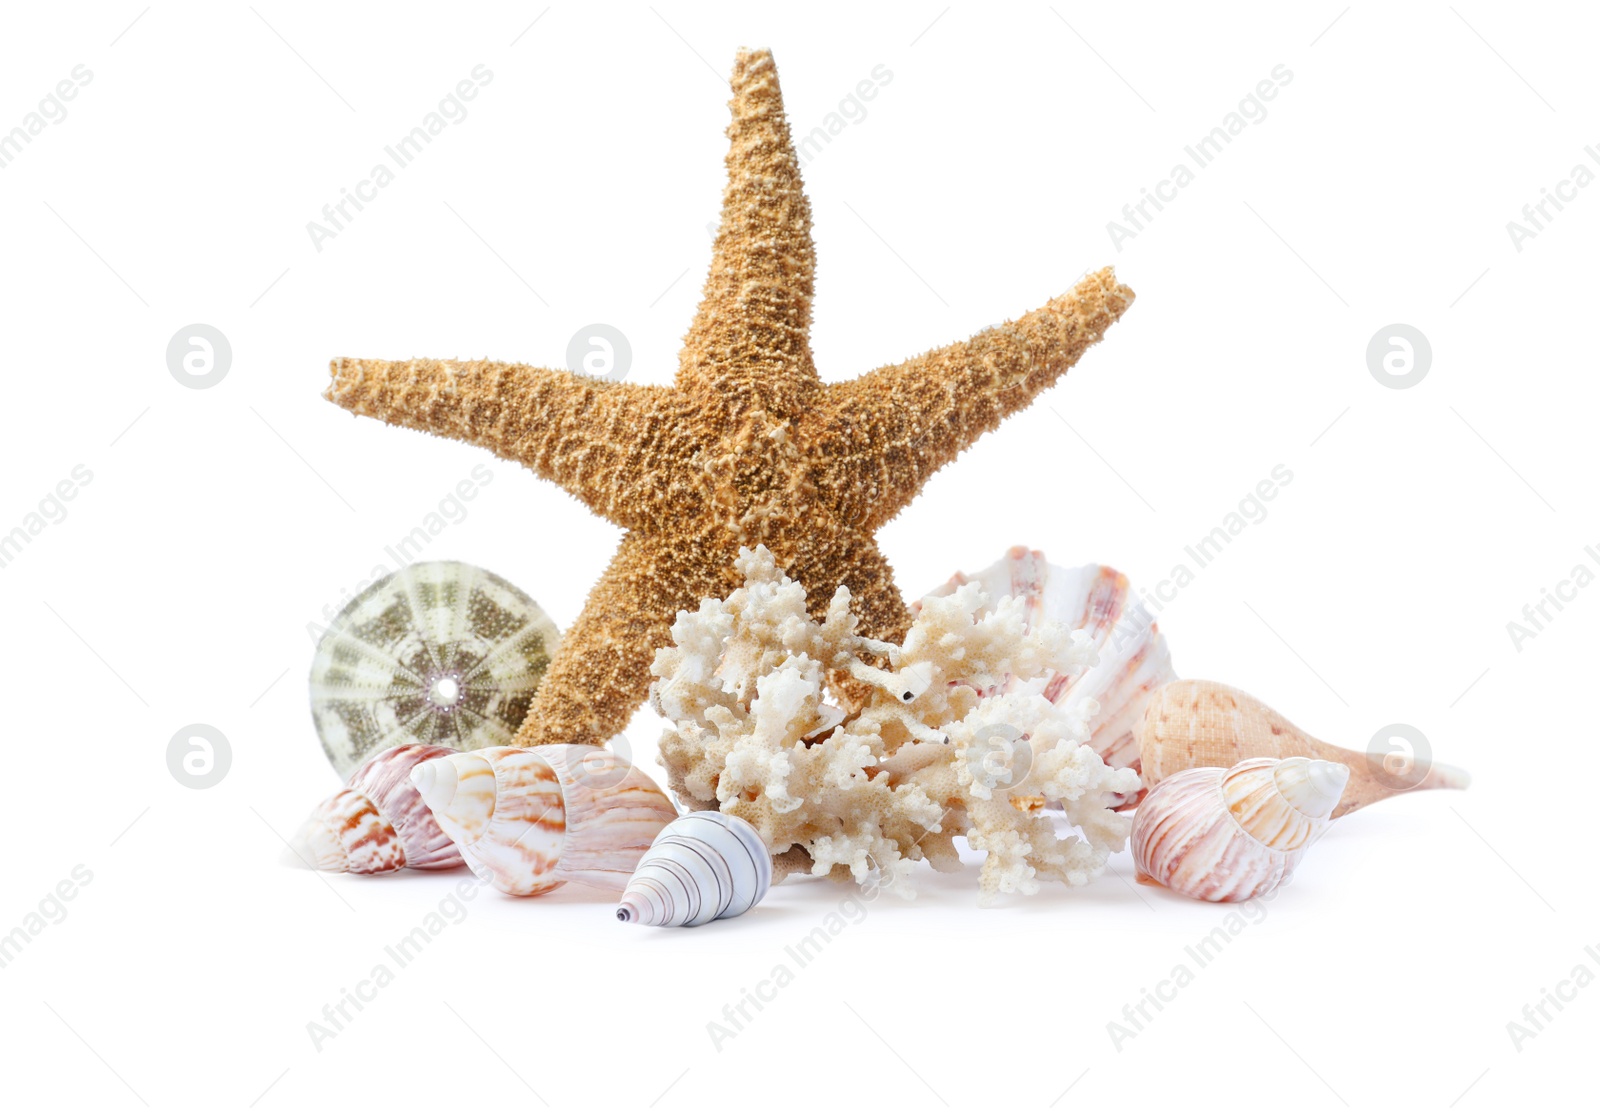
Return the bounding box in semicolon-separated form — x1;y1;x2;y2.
291;743;465;874
410;743;678;897
1131;756;1348;902
616;812;772;927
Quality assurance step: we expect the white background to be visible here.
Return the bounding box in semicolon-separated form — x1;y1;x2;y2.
1;2;1593;1111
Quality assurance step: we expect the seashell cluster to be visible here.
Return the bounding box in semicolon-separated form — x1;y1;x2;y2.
617;812;772;927
919;547;1176;807
308;560;561;777
410;743;678;897
1137;680;1471;817
1132;756;1348;902
287;557;1463;913
292;743;465;875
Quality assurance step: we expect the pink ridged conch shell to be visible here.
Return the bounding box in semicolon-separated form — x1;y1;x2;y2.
410;743;679;897
919;546;1177;806
292;743;465;874
1131;756;1348;902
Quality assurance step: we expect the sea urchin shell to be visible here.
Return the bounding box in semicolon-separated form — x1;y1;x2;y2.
309;560;560;777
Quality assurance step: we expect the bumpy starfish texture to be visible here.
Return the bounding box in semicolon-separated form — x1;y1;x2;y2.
326;48;1133;749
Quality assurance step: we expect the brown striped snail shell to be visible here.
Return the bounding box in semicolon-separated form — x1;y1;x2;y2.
292;743;465;874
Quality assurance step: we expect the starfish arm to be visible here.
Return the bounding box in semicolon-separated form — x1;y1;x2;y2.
325;357;685;529
678;48;821;415
514;529;738;748
775;529;911;645
813;267;1134;530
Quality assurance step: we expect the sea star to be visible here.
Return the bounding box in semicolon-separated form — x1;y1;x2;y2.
325;48;1133;748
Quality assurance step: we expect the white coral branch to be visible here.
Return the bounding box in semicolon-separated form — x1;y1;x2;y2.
649;545;1138;901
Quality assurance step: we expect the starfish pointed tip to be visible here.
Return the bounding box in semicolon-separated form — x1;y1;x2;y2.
733;46;775;66
323;357;345;403
1063;267;1136;336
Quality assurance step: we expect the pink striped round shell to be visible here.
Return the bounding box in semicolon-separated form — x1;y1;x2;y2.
1131;756;1347;902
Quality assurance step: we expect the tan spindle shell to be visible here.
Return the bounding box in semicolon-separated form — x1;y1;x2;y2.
1138;680;1470;818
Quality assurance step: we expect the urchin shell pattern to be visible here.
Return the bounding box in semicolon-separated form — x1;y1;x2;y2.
309;561;561;777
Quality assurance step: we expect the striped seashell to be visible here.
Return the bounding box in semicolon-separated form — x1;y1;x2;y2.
291;743;465;874
617;812;771;927
1132;756;1348;902
410;744;678;897
309;560;561;777
919;546;1177;806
